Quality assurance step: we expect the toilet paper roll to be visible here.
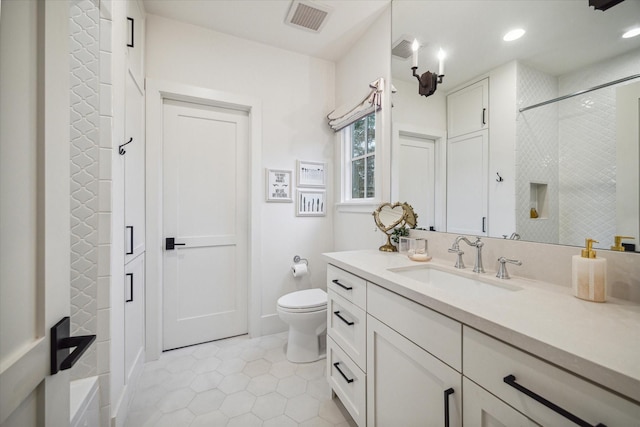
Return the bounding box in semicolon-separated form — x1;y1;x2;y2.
291;263;308;277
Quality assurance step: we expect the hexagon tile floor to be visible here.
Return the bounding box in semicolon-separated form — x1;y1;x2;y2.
125;332;356;427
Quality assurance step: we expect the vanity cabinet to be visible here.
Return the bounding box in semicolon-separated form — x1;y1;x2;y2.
464;326;640;426
327;265;368;426
447;78;489;138
325;259;640;427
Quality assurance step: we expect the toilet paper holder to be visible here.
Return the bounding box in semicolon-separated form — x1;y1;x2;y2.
293;255;308;265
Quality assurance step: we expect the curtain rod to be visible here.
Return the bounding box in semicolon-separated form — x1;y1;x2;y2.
519;73;640;113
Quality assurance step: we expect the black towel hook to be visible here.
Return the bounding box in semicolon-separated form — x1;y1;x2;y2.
119;137;133;155
496;172;504;182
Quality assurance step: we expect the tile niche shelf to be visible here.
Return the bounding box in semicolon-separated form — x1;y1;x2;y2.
529;182;548;219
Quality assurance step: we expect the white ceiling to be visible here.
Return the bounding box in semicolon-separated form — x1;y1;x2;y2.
142;0;640;90
142;0;391;62
392;0;640;89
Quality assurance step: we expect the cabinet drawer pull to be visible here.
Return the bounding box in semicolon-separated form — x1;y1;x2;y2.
503;375;606;427
333;362;354;384
333;311;355;326
332;279;353;291
126;226;134;255
125;273;133;303
444;388;454;427
482;108;487;125
127;17;134;48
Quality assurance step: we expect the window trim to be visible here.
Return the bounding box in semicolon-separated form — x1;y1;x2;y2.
338;111;381;212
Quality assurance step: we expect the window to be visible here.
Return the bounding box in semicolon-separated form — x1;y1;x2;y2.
346;113;376;200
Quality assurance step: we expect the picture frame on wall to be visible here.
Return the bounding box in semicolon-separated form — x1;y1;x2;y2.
296;160;326;188
297;190;326;217
265;169;293;202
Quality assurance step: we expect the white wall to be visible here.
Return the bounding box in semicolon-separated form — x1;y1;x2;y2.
333;6;392;251
145;15;335;335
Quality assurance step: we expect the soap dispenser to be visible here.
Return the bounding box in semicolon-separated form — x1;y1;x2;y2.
611;235;634;252
572;238;607;302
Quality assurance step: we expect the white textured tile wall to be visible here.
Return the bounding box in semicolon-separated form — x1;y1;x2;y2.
98;0;114;425
516;62;559;244
70;0;100;381
558;49;640;247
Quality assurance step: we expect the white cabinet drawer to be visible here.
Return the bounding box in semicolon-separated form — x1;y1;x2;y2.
327;337;366;427
463;326;640;426
367;283;462;372
327;264;366;309
328;290;366;371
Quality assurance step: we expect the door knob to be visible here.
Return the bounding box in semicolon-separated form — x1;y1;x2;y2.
165;237;186;250
50;317;96;374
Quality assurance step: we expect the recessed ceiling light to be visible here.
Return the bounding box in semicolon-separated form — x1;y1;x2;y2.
622;28;640;39
503;29;526;42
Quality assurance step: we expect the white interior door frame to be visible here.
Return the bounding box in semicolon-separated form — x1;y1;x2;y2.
145;79;262;361
391;123;447;232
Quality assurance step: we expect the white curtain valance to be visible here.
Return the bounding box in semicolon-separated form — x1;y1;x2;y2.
327;77;385;132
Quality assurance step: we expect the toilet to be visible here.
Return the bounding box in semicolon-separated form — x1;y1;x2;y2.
277;288;327;363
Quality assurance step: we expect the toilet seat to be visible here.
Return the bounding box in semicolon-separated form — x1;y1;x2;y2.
277;289;327;312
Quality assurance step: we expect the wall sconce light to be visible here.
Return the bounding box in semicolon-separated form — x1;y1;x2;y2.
411;40;445;97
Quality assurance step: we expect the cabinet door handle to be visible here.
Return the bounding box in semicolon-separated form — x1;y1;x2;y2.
165;237;186;251
126;226;134;255
127;17;134;48
125;273;133;303
333;311;355;326
333;362;354;383
332;279;353;291
444;388;454;427
482;108;487;125
503;375;606;427
482;217;486;233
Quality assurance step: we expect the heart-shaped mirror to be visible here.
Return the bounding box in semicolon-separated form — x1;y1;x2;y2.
373;202;419;252
373;202;406;232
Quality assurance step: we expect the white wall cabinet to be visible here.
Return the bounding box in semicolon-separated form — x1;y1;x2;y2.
447;130;488;235
124;253;145;382
447;78;488;138
367;315;461;426
124;70;145;262
125;0;145;89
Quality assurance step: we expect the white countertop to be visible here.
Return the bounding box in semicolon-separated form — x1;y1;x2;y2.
323;250;640;403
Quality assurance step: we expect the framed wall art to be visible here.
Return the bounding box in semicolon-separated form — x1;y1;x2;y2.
296;160;326;188
265;169;293;202
297;190;326;217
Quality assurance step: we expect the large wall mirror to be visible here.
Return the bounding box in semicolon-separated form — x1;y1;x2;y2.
391;0;640;252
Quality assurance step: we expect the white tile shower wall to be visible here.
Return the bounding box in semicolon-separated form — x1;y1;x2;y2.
516;62;559;244
98;0;114;425
70;0;100;381
558;48;640;247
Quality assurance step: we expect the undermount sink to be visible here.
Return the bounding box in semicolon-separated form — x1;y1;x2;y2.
388;265;523;296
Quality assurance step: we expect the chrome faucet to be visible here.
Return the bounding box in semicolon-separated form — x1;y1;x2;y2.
449;236;485;273
496;257;522;279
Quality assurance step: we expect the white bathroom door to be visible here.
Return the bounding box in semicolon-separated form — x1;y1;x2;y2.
0;1;71;425
398;134;436;230
162;100;249;350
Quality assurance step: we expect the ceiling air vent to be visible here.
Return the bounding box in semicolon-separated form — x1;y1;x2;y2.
285;0;332;33
392;36;415;60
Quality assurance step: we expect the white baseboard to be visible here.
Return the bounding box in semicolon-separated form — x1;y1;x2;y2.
260;313;287;336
